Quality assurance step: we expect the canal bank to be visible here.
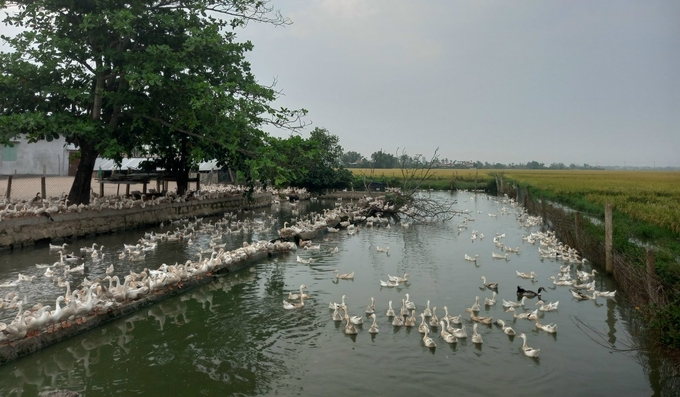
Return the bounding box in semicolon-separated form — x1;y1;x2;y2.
0;193;272;250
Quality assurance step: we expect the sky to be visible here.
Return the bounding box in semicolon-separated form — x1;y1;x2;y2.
236;0;680;167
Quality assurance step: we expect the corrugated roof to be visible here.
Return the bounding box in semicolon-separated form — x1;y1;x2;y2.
94;158;222;171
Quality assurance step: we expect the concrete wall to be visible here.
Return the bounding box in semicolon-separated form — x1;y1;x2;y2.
0;193;272;249
0;136;71;175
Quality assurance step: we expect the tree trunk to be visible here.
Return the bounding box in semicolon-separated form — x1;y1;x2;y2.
68;141;99;205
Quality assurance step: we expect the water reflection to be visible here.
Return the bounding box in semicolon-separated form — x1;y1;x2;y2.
0;192;672;396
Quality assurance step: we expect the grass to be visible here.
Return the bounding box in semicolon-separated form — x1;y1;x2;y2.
350;168;495;191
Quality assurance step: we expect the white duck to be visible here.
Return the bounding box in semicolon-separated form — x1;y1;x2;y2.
404;294;416;310
442;306;461;324
283;293;305;310
484;292;497;306
439;320;457;344
536;300;559;312
423;300;433;317
516;271;537;279
422;327;436;348
418;313;428;333
496;319;516;335
502;296;528;308
471;323;483;344
365;297;376;314
330;295;347;310
518;333;540;357
480;276;498;289
386;300;395;317
368;314;379;334
535;319;557;334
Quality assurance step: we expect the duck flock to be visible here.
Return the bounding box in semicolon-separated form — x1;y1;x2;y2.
282;192;617;360
0;189;616;363
0;189;320;347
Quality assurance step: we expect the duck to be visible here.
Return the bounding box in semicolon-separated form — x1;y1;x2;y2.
468;296;481;312
502;296;528;308
439;320;457;344
388;273;409;283
283;293;305;310
428;307;439;327
480;276;498;289
423;300;433;317
334;269;354;280
288;285;310;300
465;254;479;262
386;300;395;317
518;333;540;357
296;255;312;264
536;300;559;311
404;294;416;310
484;291;497;306
495;319;516;335
505;307;530;319
442;306;461;324
404;310;417;327
517;286;546;298
392;312;404;326
471;323;483;344
379;278;399;287
570;289;598;300
44;266;55;278
368;313;379;334
551;276;574;286
595;290;616;298
527;309;539;320
49;243;67;251
516;271;537;279
535;319;557;333
418;313;429;333
400;299;409;317
467;309;493;325
331;305;343;321
105;264;114;275
329;295;347;310
350;313;364;325
365;297;376;314
344;314;358;335
422;327;436;348
451;323;467;339
492;252;509;260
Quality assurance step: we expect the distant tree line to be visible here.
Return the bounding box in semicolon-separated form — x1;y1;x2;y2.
342;152;605;170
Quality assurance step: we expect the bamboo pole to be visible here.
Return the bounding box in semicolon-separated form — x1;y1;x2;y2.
605;203;613;274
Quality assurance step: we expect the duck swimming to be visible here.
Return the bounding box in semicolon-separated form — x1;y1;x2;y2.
517;286;546;298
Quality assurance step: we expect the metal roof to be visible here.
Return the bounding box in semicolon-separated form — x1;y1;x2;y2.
94;158;223;171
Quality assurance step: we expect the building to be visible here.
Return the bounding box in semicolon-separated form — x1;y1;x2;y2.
0;135;77;175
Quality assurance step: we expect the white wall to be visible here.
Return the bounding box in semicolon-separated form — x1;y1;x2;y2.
0;136;70;175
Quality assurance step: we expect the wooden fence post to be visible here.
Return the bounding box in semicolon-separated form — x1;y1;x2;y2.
5;175;12;199
41;164;47;199
605;203;613;274
646;248;657;305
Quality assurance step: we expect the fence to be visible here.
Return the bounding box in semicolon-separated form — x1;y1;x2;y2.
1;170;229;202
506;180;680;391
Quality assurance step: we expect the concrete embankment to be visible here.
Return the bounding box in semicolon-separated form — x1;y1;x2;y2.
0;242;295;365
0;193;272;250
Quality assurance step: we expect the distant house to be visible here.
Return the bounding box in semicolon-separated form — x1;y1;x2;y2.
0;135;77;175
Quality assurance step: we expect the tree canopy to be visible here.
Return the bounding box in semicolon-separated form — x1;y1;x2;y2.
0;0;304;203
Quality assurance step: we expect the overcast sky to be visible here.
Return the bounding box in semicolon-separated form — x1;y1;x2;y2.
238;0;680;167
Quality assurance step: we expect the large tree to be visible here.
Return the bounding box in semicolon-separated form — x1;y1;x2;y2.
262;127;352;193
0;0;301;203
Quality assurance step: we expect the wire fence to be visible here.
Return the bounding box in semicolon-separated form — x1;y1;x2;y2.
510;182;680;390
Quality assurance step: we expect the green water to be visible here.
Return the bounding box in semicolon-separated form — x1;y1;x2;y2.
0;192;666;396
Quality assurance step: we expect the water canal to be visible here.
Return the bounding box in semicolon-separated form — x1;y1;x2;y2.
0;192;665;396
